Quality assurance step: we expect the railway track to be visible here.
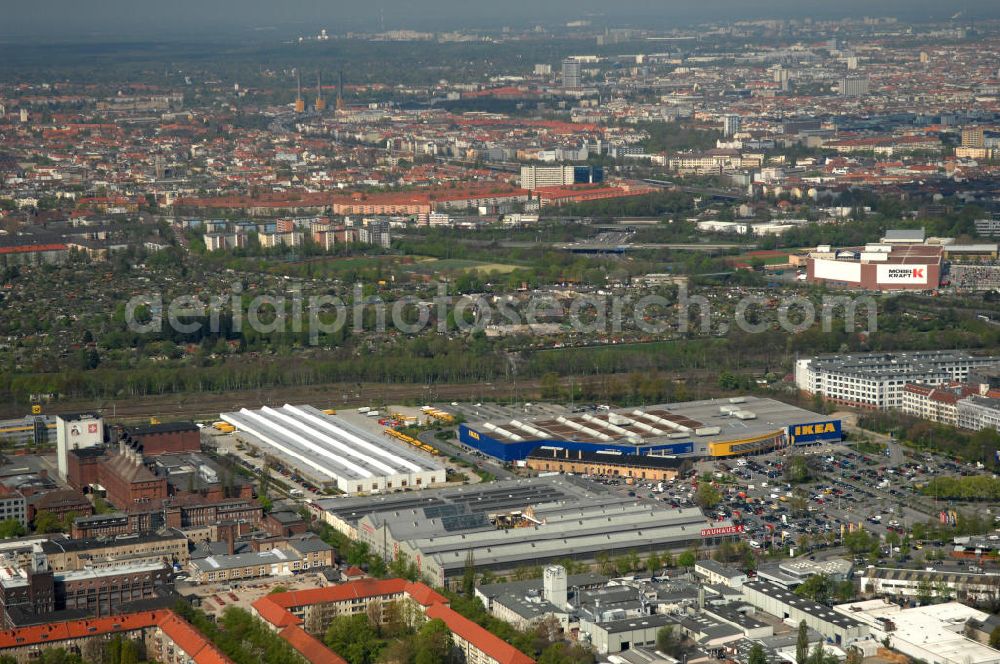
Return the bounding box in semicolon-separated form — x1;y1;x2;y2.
2;368;724;424
1;380;540;424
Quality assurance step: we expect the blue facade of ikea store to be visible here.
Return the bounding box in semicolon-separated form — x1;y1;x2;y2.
458;424;695;462
788;419;842;445
459;416;841;462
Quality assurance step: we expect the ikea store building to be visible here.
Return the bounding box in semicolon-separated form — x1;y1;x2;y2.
457;396;841;462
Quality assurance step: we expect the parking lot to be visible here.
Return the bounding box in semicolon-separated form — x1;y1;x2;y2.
547;439;999;570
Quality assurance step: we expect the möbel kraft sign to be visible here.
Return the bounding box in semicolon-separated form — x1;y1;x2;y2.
876;264;929;285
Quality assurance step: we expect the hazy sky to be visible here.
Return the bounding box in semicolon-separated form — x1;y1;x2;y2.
3;0;997;38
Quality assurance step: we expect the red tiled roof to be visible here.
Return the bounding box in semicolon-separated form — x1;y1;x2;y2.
260;578;410;610
256;579;532;664
425;603;535;664
0;244;68;256
0;610;231;664
402;580;448;606
251;596;302;628
279;625;348;664
158;613;232;664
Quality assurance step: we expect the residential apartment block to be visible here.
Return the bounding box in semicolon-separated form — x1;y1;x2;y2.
795;351;999;410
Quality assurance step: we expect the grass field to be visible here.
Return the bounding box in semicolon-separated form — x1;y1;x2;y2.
269;255;523;278
726;251;795;266
399;257;522;275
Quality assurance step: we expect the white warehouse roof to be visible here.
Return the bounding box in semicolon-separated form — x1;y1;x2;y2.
220;404;445;492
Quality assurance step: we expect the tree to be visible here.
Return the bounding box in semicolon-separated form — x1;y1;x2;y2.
33;511;63;534
595;551;613;576
325;614;379;664
749;643;768;664
785;456;812;484
807;640;839;664
989;625;1000;649
462;552;476;598
677;550;697;569
0;519;25;538
834;580;856;603
656;624;683;658
795;574;832;604
646;551;662;572
916;578;934;605
695;483;722;509
389;551;419;582
117;638;140;664
414;618;452;664
844;530;874;556
796;620;809;664
537;642;596;664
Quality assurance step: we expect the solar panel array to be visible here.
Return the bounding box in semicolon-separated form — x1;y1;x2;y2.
440;513;490;532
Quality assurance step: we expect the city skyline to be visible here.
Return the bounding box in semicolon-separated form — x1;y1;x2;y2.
3;0;1000;38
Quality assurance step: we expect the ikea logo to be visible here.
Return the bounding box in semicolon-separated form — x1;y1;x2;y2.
468;430;480;440
794;422;836;436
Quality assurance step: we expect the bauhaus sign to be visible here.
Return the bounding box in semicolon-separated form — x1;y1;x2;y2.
876;264;930;285
701;525;744;537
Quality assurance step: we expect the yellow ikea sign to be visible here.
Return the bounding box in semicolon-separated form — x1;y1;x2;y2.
793;423;836;436
468;430;480;440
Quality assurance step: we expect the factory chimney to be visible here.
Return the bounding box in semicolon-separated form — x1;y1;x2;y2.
315;72;326;112
294;70;305;113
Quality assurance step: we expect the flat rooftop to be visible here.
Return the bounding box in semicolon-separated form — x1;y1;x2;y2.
191;548;301;572
415;505;725;573
318;475;606;529
458;396;829;447
835;600;1000;664
221;404;443;482
803;350;999;379
745;580;865;630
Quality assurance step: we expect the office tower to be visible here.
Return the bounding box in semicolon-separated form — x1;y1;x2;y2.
840;76;870;97
562;58;581;89
520;165;575;190
723;114;742;137
846;56;859;70
336;69;345;110
534;64;552;75
961;127;985;148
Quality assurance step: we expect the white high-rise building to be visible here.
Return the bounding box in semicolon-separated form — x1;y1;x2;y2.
795;351;999;410
722;114;742;137
520;165;575;190
840;76;870;97
562;58;582;88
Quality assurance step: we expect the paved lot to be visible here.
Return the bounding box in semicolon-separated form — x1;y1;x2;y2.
177;571;331;615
